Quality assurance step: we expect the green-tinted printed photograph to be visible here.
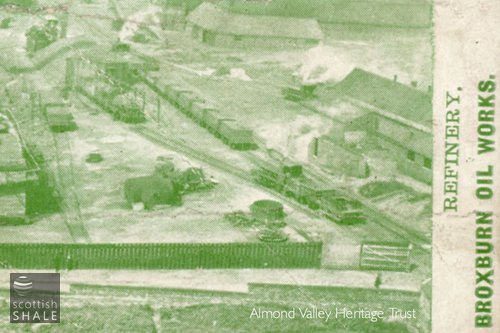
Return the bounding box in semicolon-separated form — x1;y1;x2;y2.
0;0;434;332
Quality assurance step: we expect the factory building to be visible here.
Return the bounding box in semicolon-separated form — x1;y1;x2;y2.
331;68;433;184
186;2;323;48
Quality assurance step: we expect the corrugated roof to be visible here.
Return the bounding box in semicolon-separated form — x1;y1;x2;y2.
187;2;323;41
334;68;432;128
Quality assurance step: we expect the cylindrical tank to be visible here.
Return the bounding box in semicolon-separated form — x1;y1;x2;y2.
250;200;285;224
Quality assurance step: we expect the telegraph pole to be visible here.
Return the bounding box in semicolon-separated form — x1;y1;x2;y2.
157;96;161;123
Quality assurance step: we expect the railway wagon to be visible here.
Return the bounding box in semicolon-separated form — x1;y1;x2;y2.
251;163;302;192
282;84;317;102
204;109;230;134
177;90;204;116
191;101;216;125
218;119;257;150
282;176;318;203
307;190;366;225
252;161;366;225
169;86;191;108
287;180;365;225
112;102;145;124
112;93;146;124
162;83;183;103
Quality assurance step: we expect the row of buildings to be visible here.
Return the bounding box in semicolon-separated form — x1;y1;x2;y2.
186;2;323;48
161;0;432;48
310;68;432;184
160;0;432;30
159;3;434;184
159;3;433;184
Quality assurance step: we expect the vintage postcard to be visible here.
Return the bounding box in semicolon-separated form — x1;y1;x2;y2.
0;0;497;332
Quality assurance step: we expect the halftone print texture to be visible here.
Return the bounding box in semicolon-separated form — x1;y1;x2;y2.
0;0;497;332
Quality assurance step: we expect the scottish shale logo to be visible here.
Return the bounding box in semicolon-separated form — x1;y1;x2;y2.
12;275;33;297
10;273;60;323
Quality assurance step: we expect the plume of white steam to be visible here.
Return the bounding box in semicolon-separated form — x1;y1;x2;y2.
259;115;332;162
118;5;162;41
229;68;252;81
299;45;355;84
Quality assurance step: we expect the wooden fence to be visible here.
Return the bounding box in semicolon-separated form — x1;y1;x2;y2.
0;242;322;269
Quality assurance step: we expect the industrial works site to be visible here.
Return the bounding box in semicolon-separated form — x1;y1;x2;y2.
0;0;433;332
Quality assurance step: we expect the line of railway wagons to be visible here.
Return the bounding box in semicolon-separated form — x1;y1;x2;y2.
148;79;258;150
151;77;365;225
251;161;367;225
140;77;365;225
78;84;146;124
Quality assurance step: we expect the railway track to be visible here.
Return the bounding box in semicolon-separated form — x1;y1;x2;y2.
308;164;431;247
76;70;431;251
136;80;431;251
3;96;90;243
49;125;91;244
131;125;430;251
245;152;431;248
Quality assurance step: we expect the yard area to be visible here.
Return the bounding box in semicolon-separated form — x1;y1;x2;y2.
1;79;425;269
0;4;435;332
1;87;407;269
0;1;432;273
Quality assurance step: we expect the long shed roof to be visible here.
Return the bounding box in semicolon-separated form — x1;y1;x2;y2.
187;2;323;41
334;68;432;129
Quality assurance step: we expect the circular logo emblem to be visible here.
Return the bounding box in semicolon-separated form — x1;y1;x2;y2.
13;276;33;297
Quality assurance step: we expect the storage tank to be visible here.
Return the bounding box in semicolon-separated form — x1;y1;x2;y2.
250;200;285;225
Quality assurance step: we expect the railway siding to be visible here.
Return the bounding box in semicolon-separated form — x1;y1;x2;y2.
137;73;430;250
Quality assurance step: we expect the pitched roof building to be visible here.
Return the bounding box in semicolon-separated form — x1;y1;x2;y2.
330;68;433;183
186;3;323;47
334;68;432;131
